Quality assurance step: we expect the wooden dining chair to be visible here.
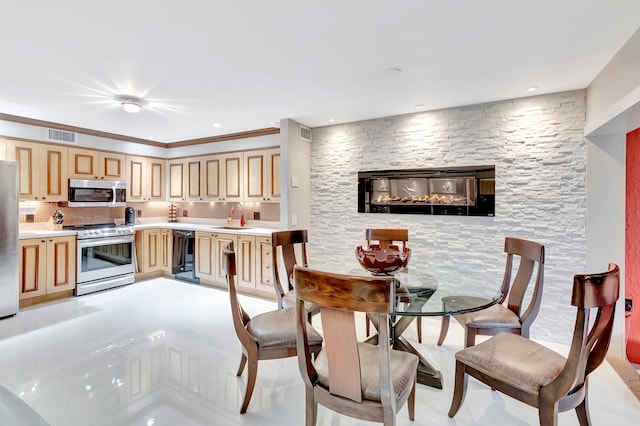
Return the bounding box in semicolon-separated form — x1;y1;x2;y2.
448;263;620;426
222;243;323;414
294;265;418;426
271;230;320;319
363;229;422;342
437;237;545;348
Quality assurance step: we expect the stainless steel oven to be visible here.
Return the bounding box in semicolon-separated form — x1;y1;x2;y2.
70;224;135;295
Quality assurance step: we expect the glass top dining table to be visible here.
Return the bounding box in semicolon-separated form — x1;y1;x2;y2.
309;260;504;389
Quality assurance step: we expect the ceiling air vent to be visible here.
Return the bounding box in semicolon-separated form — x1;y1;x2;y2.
46;128;78;144
299;125;312;142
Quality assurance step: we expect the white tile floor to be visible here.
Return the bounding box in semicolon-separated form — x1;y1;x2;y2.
0;278;639;426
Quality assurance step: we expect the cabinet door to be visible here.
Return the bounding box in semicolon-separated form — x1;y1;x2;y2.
236;235;256;290
255;236;275;295
168;160;185;201
126;155;146;202
160;229;172;272
202;155;222;201
185;159;202;201
244;149;280;203
195;232;215;281
39;145;68;202
69;148;99;179
0;138;6;160
7;141;39;200
148;158;165;201
100;152;125;180
142;229;162;273
221;153;243;202
215;234;238;282
18;239;47;299
46;236;76;294
266;148;281;202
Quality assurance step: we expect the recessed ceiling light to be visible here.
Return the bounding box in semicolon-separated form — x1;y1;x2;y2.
415;104;424;109
147;136;154;139
328;118;335;122
383;67;402;77
526;86;538;92
114;94;147;113
213;123;222;128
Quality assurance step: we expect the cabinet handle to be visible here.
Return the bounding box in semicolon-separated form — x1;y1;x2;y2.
41;240;45;243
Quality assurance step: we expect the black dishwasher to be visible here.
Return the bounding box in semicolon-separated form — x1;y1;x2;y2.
172;230;200;284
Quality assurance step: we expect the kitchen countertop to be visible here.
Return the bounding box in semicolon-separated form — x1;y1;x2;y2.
19;219;279;239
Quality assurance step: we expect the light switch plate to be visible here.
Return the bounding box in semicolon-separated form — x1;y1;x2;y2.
290;176;300;188
290;215;298;226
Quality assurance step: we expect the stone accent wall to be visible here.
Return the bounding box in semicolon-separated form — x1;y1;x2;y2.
310;90;587;344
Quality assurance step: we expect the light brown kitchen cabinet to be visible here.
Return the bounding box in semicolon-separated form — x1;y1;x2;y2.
69;148;125;180
136;228;172;274
7;140;68;201
0;138;6;160
168;160;185;201
255;236;275;295
194;231;237;284
236;235;256;290
220;152;243;202
244;148;280;202
126;155;165;201
19;235;76;300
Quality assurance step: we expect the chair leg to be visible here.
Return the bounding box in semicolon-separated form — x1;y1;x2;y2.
416;317;422;343
448;360;468;418
236;353;247;376
366;316;371;337
464;327;477;348
437;315;450;346
538;400;559;426
239;356;258;414
305;386;317;426
407;376;416;421
575;383;591;426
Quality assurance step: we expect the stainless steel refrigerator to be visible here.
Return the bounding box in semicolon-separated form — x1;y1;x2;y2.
0;160;19;318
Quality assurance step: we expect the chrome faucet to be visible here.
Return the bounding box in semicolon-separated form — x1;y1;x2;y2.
228;202;246;227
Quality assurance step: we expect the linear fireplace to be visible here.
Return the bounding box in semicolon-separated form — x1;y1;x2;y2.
358;166;495;216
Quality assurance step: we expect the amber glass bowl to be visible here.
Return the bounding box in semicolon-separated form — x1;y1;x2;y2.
355;244;411;275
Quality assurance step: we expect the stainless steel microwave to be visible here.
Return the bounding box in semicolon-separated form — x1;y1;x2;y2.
68;179;126;207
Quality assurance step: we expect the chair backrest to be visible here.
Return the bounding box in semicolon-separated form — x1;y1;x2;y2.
222;242;252;345
365;228;408;250
294;265;395;404
500;237;545;333
271;230;309;305
545;263;619;401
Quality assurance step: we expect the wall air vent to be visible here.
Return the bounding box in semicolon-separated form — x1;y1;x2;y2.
46;128;78;144
299;125;312;142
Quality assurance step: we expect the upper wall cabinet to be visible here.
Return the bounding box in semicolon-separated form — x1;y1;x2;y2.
244;148;280;203
0;138;7;160
69;148;125;180
126;156;165;202
168;152;244;202
6;140;68;201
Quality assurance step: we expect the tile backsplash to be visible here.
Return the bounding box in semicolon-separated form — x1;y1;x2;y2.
20;201;280;225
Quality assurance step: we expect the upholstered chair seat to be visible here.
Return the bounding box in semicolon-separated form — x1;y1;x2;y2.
247;308;323;349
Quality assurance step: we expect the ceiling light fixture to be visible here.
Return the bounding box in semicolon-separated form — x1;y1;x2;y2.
526;86;538;92
114;94;146;113
383;67;402;77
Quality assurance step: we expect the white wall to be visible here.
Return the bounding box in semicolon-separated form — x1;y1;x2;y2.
310;91;587;345
584;26;640;356
279;119;311;230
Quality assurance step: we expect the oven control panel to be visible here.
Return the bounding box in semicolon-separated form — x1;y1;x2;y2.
76;226;135;239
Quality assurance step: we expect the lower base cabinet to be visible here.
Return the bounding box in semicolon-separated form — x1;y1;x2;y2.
194;232;275;299
136;229;172;274
19;235;76;300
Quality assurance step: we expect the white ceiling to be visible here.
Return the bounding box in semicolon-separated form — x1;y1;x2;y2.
1;1;639;144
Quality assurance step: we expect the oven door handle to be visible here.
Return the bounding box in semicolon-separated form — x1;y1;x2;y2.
111;185;117;206
78;235;134;248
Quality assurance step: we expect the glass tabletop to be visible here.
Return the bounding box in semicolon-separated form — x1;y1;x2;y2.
308;261;503;317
